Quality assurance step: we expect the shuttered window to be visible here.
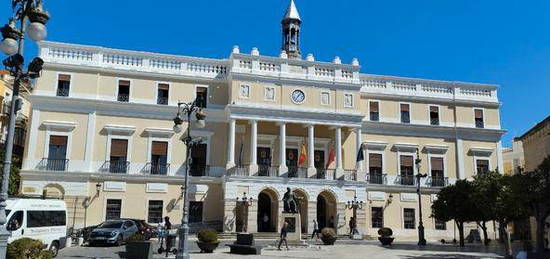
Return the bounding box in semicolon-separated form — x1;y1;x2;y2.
56;74;71;97
369;153;382;168
369;102;379;121
400;103;410;112
49;136;67;146
400;155;413;167
151;141;168;156
430;157;444;171
110;139;128;157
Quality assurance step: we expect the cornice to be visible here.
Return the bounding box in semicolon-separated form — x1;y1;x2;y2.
228;72;362;91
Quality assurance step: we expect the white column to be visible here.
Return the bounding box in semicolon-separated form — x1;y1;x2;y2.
307;124;316;177
85;112;96;171
227;119;236;169
355;128;363;171
279;122;287;173
249;120;258;175
496;140;504;174
336;127;343;170
22;109;40;170
456;138;464;179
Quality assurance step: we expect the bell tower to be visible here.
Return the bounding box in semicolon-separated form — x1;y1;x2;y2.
281;0;302;59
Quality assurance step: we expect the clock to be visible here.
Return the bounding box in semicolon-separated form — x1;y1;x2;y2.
291;89;305;104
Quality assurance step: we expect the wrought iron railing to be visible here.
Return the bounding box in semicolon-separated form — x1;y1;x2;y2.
230;165;249;176
157;97;168;105
367;173;387;184
258;165;278;177
37;158;69;171
396;174;416;186
99;160;130;174
428;176;448;187
342;170;357;181
190;164;210;176
370;112;379;121
117;94;129;102
430;117;440;126
316;168;336;180
142;162;170;175
286;166;307;178
56;87;69;97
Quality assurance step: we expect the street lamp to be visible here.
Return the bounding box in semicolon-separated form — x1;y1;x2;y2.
236;192;253;233
0;0;49;256
415;148;428;246
173;98;206;259
346;196;363;237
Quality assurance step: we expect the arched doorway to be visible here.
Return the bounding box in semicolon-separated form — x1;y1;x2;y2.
43;183;65;199
257;189;278;232
317;191;337;230
293;189;308;234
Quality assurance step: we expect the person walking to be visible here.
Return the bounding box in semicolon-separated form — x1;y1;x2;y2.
311;219;320;241
278;221;290;251
349;217;355;236
164;216;172;257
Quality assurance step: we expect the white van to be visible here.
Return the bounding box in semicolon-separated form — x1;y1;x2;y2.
3;198;67;257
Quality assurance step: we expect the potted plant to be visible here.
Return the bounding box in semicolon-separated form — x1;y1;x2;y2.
125;233;153;259
378;227;394;246
320;227;337;245
196;228;219;253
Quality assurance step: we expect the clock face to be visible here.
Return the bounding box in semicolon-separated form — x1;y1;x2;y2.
291;90;305;104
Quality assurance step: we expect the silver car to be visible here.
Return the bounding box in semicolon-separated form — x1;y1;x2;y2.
89;219;138;246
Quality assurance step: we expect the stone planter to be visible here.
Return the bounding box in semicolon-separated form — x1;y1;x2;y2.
321;236;337;245
378;237;394;246
126;241;153;259
196;241;220;253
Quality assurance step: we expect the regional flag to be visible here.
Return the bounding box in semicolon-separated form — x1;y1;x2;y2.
299;142;307;166
326;145;336;168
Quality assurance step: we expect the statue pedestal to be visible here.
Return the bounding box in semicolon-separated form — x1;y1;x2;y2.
279;213;303;244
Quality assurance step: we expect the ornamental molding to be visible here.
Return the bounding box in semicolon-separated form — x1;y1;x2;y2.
103;124;136;135
143;127;174;138
41;120;77;132
363;141;388;150
468;147;494;156
423;144;449;154
393;143;419;152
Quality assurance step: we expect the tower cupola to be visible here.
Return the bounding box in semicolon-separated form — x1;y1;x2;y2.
281;0;302;59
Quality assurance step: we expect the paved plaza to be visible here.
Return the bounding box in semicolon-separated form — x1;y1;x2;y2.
57;240;507;259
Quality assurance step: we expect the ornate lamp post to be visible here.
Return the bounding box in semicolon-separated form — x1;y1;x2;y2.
173;98;206;259
415;148;427;246
236;192;253;233
346;196;363;236
0;0;49;255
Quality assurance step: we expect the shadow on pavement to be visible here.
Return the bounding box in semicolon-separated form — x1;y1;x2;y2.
399;254;499;259
384;243;503;255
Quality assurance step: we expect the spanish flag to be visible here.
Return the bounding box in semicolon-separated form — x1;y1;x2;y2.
298;142;307;166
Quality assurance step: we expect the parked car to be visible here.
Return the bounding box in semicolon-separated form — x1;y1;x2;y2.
89;219;138;246
121;218;156;240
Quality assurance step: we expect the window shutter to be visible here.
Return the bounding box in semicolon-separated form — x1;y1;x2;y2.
430;106;439;113
369;153;382;167
430;157;444;171
158;83;169;90
49;136;67;146
110;139;128;157
400;155;413;167
118;80;130;87
370;102;379;112
151;141;168;156
475;109;483;119
477;159;489;167
400;104;409;112
58;74;71;81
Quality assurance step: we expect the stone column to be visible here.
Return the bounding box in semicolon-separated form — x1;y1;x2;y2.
279;122;287;174
307;124;316;178
307;200;317;236
355;128;365;181
249;120;258;175
455;138;464;179
335;127;343;178
227;119;236;169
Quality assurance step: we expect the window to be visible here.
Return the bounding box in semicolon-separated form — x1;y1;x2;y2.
430;157;445;187
435;219;447;230
400;155;414;185
239;85;250;98
400;103;410;123
476;159;489;175
56;74;71;97
196;86;207;108
148;200;163;223
368;153;383;184
371;207;383;228
474;109;484;128
110;139;128;174
47;135;68;171
106;199;122;220
344;93;353;107
265;87;275;101
27;210;66;228
403;208;415;229
189;201;203;223
369;101;379;121
430;106;439;125
117;80;130;102
7;211;23;231
157;83;169;105
320;92;330;105
151;141;168;175
190;143;208;176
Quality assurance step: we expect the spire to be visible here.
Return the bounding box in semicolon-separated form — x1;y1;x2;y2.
283;0;301;21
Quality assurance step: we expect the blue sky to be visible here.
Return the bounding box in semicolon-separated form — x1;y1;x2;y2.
2;0;549;147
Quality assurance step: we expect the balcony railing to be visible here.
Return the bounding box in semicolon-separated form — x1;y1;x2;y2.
157;97;168;105
56;87;69;97
396;175;416;186
316;168;336;180
230;165;249;176
100;160;130;174
342;170;358;181
286;166;307;178
117;94;129;102
142;162;170;175
190;164;210;176
258;165;279;177
428;176;448;187
37;158;69;171
367;173;387;184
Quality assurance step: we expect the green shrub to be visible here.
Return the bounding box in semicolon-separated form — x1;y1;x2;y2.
197;228;218;243
377;227;393;237
320;228;337;245
7;238;53;259
126;233;147;243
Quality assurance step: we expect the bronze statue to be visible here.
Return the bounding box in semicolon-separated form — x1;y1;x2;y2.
282;187;298;213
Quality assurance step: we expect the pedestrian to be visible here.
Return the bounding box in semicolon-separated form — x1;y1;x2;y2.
311;219;320;241
278;221;290;251
515;241;532;259
164;216;172;257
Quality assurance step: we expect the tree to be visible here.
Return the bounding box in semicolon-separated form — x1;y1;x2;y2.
431;179;477;247
471;171;501;246
0;156;21;195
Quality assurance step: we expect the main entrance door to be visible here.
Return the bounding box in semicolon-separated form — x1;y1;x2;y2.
257;191;277;232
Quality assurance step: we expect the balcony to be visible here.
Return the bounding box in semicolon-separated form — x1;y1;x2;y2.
286;166;307;178
157;97;168;105
100;161;130;174
117;94;129;102
190;164;210;176
37;158;69;171
230;165;249;176
258;165;279;177
316;168;336;180
367;173;387;184
142;162;170;175
56;87;69;97
342;170;358;181
396;175;416;186
428;176;448;187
